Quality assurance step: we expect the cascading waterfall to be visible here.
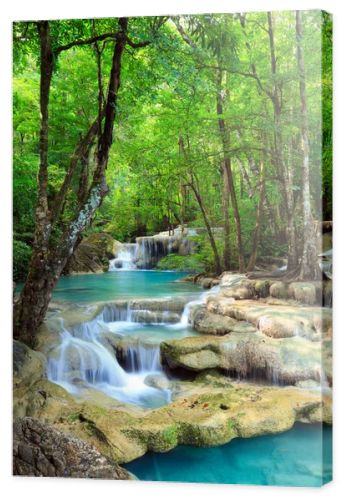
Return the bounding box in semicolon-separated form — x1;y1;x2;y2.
47;305;172;408
109;230;197;271
109;243;137;270
169;285;221;329
47;275;220;408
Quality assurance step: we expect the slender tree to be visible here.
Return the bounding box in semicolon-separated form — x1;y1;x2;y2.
13;18;156;346
295;11;321;280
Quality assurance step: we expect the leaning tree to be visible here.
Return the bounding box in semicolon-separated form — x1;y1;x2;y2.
13;17;166;347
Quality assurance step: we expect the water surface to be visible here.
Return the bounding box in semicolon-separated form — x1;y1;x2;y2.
51;270;198;302
126;423;332;487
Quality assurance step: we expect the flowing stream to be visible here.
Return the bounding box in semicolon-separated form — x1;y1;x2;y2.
47;271;208;408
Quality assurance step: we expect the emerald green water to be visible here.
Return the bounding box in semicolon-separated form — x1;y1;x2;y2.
27;271;332;486
126;423;332;487
49;270;198;303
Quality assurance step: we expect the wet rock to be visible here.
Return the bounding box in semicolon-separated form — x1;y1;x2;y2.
192;307;238;335
161;330;326;385
19;375;331;464
131;310;181;324
144;374;170;391
129;297;189;313
13;417;132;479
288;282;317;305
64;233;122;274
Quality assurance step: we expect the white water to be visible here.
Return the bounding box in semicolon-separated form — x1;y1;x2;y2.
47;306;171;408
169;285;221;329
109;244;137;271
47;284;220;408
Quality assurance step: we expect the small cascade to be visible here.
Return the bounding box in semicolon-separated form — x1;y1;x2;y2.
47;319;128;392
47;303;175;408
109;243;137;270
170;285;221;329
124;343;161;373
135;236;174;269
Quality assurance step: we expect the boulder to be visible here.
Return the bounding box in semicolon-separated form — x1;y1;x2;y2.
85;232;122;259
64;233;122;274
205;298;331;342
253;280;271;298
13;417;132;479
161;329;328;385
192;307;238;335
144;374;170;391
13;340;46;390
218;274;256;300
288;282;318;305
269;282;289;299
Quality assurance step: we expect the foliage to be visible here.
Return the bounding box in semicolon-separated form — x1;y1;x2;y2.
13;12;332;279
13;240;32;281
156;253;206;273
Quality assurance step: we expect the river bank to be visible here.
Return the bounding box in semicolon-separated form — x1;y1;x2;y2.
13;265;332;483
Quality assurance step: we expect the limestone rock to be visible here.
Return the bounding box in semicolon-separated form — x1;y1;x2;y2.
64;233;121;274
144;374;171;391
205;299;331;342
288;282;318;305
192;307;237;335
20;375;331;464
13;417;132;479
13;340;46;390
269;282;289;299
161;329;327;385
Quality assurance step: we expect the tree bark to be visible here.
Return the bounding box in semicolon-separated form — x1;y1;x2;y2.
295;11;320;280
13;18;129;347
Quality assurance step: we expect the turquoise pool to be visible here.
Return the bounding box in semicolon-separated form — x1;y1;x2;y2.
126;423;332;487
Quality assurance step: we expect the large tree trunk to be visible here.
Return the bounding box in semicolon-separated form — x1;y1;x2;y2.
295;11;320;280
13;18;128;347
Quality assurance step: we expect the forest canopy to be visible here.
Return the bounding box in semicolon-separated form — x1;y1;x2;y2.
13;12;332;344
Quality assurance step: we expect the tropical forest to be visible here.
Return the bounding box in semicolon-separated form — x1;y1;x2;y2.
13;11;333;486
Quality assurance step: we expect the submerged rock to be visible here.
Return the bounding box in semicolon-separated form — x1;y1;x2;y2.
13;417;132;479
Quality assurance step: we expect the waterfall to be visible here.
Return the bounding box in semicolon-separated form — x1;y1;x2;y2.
124;343;161;373
109;229;197;271
170;285;221;329
47;305;173;408
109;243;137;271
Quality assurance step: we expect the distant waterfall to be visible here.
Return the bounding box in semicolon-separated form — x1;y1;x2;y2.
109;230;197;271
109;243;137;270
